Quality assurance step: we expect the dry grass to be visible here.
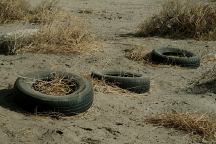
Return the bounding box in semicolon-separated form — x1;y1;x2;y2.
0;0;29;23
82;74;139;96
146;113;216;139
33;73;77;96
125;48;152;62
137;0;216;40
0;0;98;54
92;79;140;96
0;0;60;24
26;0;74;24
17;22;96;54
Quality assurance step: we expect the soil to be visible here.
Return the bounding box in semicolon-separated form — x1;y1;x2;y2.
0;0;216;144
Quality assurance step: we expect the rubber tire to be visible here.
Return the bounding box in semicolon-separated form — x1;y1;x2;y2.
14;71;94;116
151;47;200;68
91;71;150;94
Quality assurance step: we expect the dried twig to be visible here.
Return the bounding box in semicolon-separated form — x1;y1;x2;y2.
146;113;216;140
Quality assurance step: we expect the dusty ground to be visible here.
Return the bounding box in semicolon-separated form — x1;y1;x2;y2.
0;0;216;143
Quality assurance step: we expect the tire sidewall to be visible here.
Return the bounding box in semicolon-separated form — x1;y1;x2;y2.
91;71;150;93
14;71;94;114
152;48;200;67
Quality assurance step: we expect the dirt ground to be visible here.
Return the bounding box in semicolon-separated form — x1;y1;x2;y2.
0;0;216;143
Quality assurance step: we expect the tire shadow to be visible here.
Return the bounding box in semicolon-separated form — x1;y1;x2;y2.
0;89;70;119
0;88;25;113
119;33;139;38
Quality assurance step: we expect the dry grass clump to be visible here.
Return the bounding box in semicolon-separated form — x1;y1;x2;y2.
27;0;67;24
0;0;61;24
125;48;152;62
146;113;216;139
0;0;29;23
137;0;216;40
33;74;77;96
0;0;98;54
17;22;95;54
92;79;140;96
82;74;136;95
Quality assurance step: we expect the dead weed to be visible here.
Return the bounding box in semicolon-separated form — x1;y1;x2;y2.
137;0;216;40
92;79;141;96
125;48;152;62
17;22;96;54
0;0;98;54
0;0;60;24
0;0;29;23
146;112;216;140
33;73;77;96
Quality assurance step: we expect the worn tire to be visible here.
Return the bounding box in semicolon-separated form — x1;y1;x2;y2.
14;71;94;116
151;47;200;68
91;71;150;93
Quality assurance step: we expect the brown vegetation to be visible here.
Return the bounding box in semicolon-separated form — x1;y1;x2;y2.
92;79;140;96
146;113;216;140
0;0;59;24
125;48;152;62
18;22;95;54
137;0;216;40
0;0;97;54
33;73;77;96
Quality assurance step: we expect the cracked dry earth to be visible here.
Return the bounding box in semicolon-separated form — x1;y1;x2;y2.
0;0;216;144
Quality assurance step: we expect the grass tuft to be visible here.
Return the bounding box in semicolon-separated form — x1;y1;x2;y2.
0;0;29;23
33;73;77;96
0;0;98;54
146;113;216;140
125;48;152;62
137;0;216;40
18;22;96;54
27;0;66;24
92;79;140;96
0;0;62;24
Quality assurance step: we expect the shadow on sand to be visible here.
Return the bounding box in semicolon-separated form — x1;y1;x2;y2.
119;33;139;38
0;88;25;113
0;88;66;119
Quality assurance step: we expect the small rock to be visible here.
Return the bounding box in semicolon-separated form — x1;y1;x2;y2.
56;130;63;135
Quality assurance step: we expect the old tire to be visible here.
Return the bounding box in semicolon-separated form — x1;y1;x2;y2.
91;71;150;93
14;71;94;116
151;47;200;68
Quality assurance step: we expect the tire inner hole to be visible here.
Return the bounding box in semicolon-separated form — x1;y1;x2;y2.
106;73;141;77
163;52;192;57
32;73;78;96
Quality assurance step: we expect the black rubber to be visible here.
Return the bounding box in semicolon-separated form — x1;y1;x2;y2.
14;71;94;116
91;71;150;94
151;47;200;68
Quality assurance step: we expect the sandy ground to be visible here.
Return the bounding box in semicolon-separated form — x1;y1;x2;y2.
0;0;216;143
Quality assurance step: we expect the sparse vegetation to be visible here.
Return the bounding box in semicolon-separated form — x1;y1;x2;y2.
27;0;60;24
146;113;216;140
125;48;152;62
0;0;29;23
33;73;77;96
0;0;97;54
137;0;216;40
92;79;140;96
0;0;60;24
18;22;95;54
